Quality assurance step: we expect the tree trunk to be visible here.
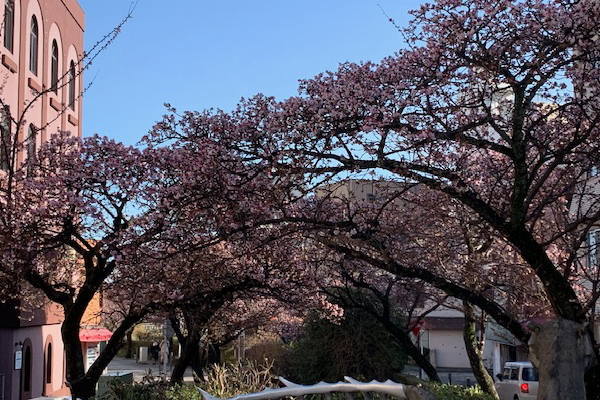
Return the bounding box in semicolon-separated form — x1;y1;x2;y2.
61;305;90;400
529;319;591;400
585;364;600;400
125;327;134;359
171;326;201;383
207;342;221;365
380;319;441;382
63;305;144;399
462;302;499;400
191;343;208;383
69;376;99;400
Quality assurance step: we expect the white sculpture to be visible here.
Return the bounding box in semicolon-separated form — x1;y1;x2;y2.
198;376;409;400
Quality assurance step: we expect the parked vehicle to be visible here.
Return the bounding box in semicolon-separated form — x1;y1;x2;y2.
495;361;539;400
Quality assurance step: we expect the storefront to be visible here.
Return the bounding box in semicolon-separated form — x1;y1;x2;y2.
79;328;112;372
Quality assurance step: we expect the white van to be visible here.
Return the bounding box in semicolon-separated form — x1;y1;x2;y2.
494;361;539;400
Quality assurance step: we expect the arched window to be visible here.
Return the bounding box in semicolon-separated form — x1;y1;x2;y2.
45;342;52;384
23;346;32;392
68;61;76;110
0;125;8;171
51;40;59;94
29;16;39;75
27;125;36;167
0;106;10;171
3;0;14;52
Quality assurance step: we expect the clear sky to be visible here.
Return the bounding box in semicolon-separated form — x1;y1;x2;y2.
78;0;423;145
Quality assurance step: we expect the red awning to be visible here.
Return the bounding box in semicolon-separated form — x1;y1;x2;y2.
79;328;112;342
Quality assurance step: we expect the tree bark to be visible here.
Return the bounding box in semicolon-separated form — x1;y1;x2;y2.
62;297;146;399
585;364;600;400
125;327;134;359
529;319;592;400
61;316;90;400
462;302;499;400
207;342;221;365
171;325;201;383
379;319;441;382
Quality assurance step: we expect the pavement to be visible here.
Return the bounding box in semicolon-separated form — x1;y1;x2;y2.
106;356;195;382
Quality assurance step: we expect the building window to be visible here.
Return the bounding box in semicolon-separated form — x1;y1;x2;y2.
3;0;14;52
29;16;39;75
27;125;36;168
51;40;59;94
23;346;32;392
0;106;10;171
591;166;599;178
68;61;76;110
588;229;600;267
45;342;52;384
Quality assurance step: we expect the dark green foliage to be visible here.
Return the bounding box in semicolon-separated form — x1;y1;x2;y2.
98;381;202;400
98;380;170;400
285;309;408;384
427;383;496;400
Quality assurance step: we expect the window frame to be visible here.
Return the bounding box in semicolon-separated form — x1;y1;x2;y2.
23;345;32;391
51;40;59;94
0;106;11;171
26;124;36;168
68;61;76;110
29;16;39;75
45;342;52;384
3;0;14;53
588;229;600;267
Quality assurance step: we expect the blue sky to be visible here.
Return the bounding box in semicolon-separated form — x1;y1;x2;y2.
78;0;423;144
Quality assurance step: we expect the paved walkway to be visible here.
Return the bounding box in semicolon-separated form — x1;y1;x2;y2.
106;356;195;382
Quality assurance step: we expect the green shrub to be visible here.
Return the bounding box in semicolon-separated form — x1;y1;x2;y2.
98;380;169;400
165;384;203;400
98;381;203;400
285;310;408;384
427;383;496;400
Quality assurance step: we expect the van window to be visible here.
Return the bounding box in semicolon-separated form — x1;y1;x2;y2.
522;367;539;382
510;368;519;380
503;368;511;380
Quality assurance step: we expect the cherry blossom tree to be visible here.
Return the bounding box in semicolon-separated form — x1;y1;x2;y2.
297;183;544;398
147;0;600;397
162;228;320;383
0;132;300;399
168;296;299;383
319;263;444;383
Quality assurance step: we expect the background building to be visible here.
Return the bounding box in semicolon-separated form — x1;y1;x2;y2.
0;1;84;399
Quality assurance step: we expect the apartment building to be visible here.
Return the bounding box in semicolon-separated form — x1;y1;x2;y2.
0;1;84;399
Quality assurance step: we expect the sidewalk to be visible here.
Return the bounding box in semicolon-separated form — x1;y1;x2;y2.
106;356;195;382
